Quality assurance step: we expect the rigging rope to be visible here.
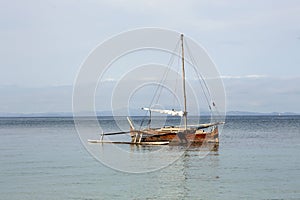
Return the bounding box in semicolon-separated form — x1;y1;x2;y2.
137;36;223;130
184;41;212;108
138;38;181;130
184;40;222;119
172;49;181;108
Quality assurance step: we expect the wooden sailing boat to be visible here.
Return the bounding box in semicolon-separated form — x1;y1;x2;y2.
89;34;224;146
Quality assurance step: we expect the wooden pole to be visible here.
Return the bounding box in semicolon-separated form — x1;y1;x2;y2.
181;34;188;130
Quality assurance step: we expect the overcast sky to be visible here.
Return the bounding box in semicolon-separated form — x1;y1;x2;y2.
0;0;299;113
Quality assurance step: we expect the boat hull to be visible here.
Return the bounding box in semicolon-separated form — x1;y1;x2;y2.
131;127;219;145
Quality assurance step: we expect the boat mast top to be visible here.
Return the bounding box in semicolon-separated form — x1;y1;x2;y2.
181;34;188;130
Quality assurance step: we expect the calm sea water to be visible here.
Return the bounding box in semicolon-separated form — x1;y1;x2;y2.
0;116;299;199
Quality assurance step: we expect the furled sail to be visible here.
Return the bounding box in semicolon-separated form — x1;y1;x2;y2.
142;107;184;117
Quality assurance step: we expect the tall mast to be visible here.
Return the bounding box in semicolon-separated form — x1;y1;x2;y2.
181;34;188;130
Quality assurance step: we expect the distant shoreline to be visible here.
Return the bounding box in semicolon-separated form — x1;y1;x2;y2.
0;111;299;118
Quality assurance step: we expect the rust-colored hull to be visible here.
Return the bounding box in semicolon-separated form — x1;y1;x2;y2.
131;127;219;145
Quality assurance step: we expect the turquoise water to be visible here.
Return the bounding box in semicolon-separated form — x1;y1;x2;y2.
0;116;299;199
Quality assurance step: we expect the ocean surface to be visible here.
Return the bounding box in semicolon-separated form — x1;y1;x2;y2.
0;115;299;199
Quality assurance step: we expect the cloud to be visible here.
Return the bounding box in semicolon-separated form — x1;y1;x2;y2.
221;74;268;79
1;0;299;115
0;85;72;113
98;0;300;32
224;76;300;112
102;78;116;82
0;76;299;114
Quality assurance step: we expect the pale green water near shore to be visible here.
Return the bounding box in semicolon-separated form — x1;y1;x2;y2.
0;116;299;199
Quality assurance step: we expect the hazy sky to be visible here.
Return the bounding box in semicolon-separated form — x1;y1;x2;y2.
0;0;299;113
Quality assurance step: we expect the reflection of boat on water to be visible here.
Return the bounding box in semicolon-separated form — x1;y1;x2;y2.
88;34;224;146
